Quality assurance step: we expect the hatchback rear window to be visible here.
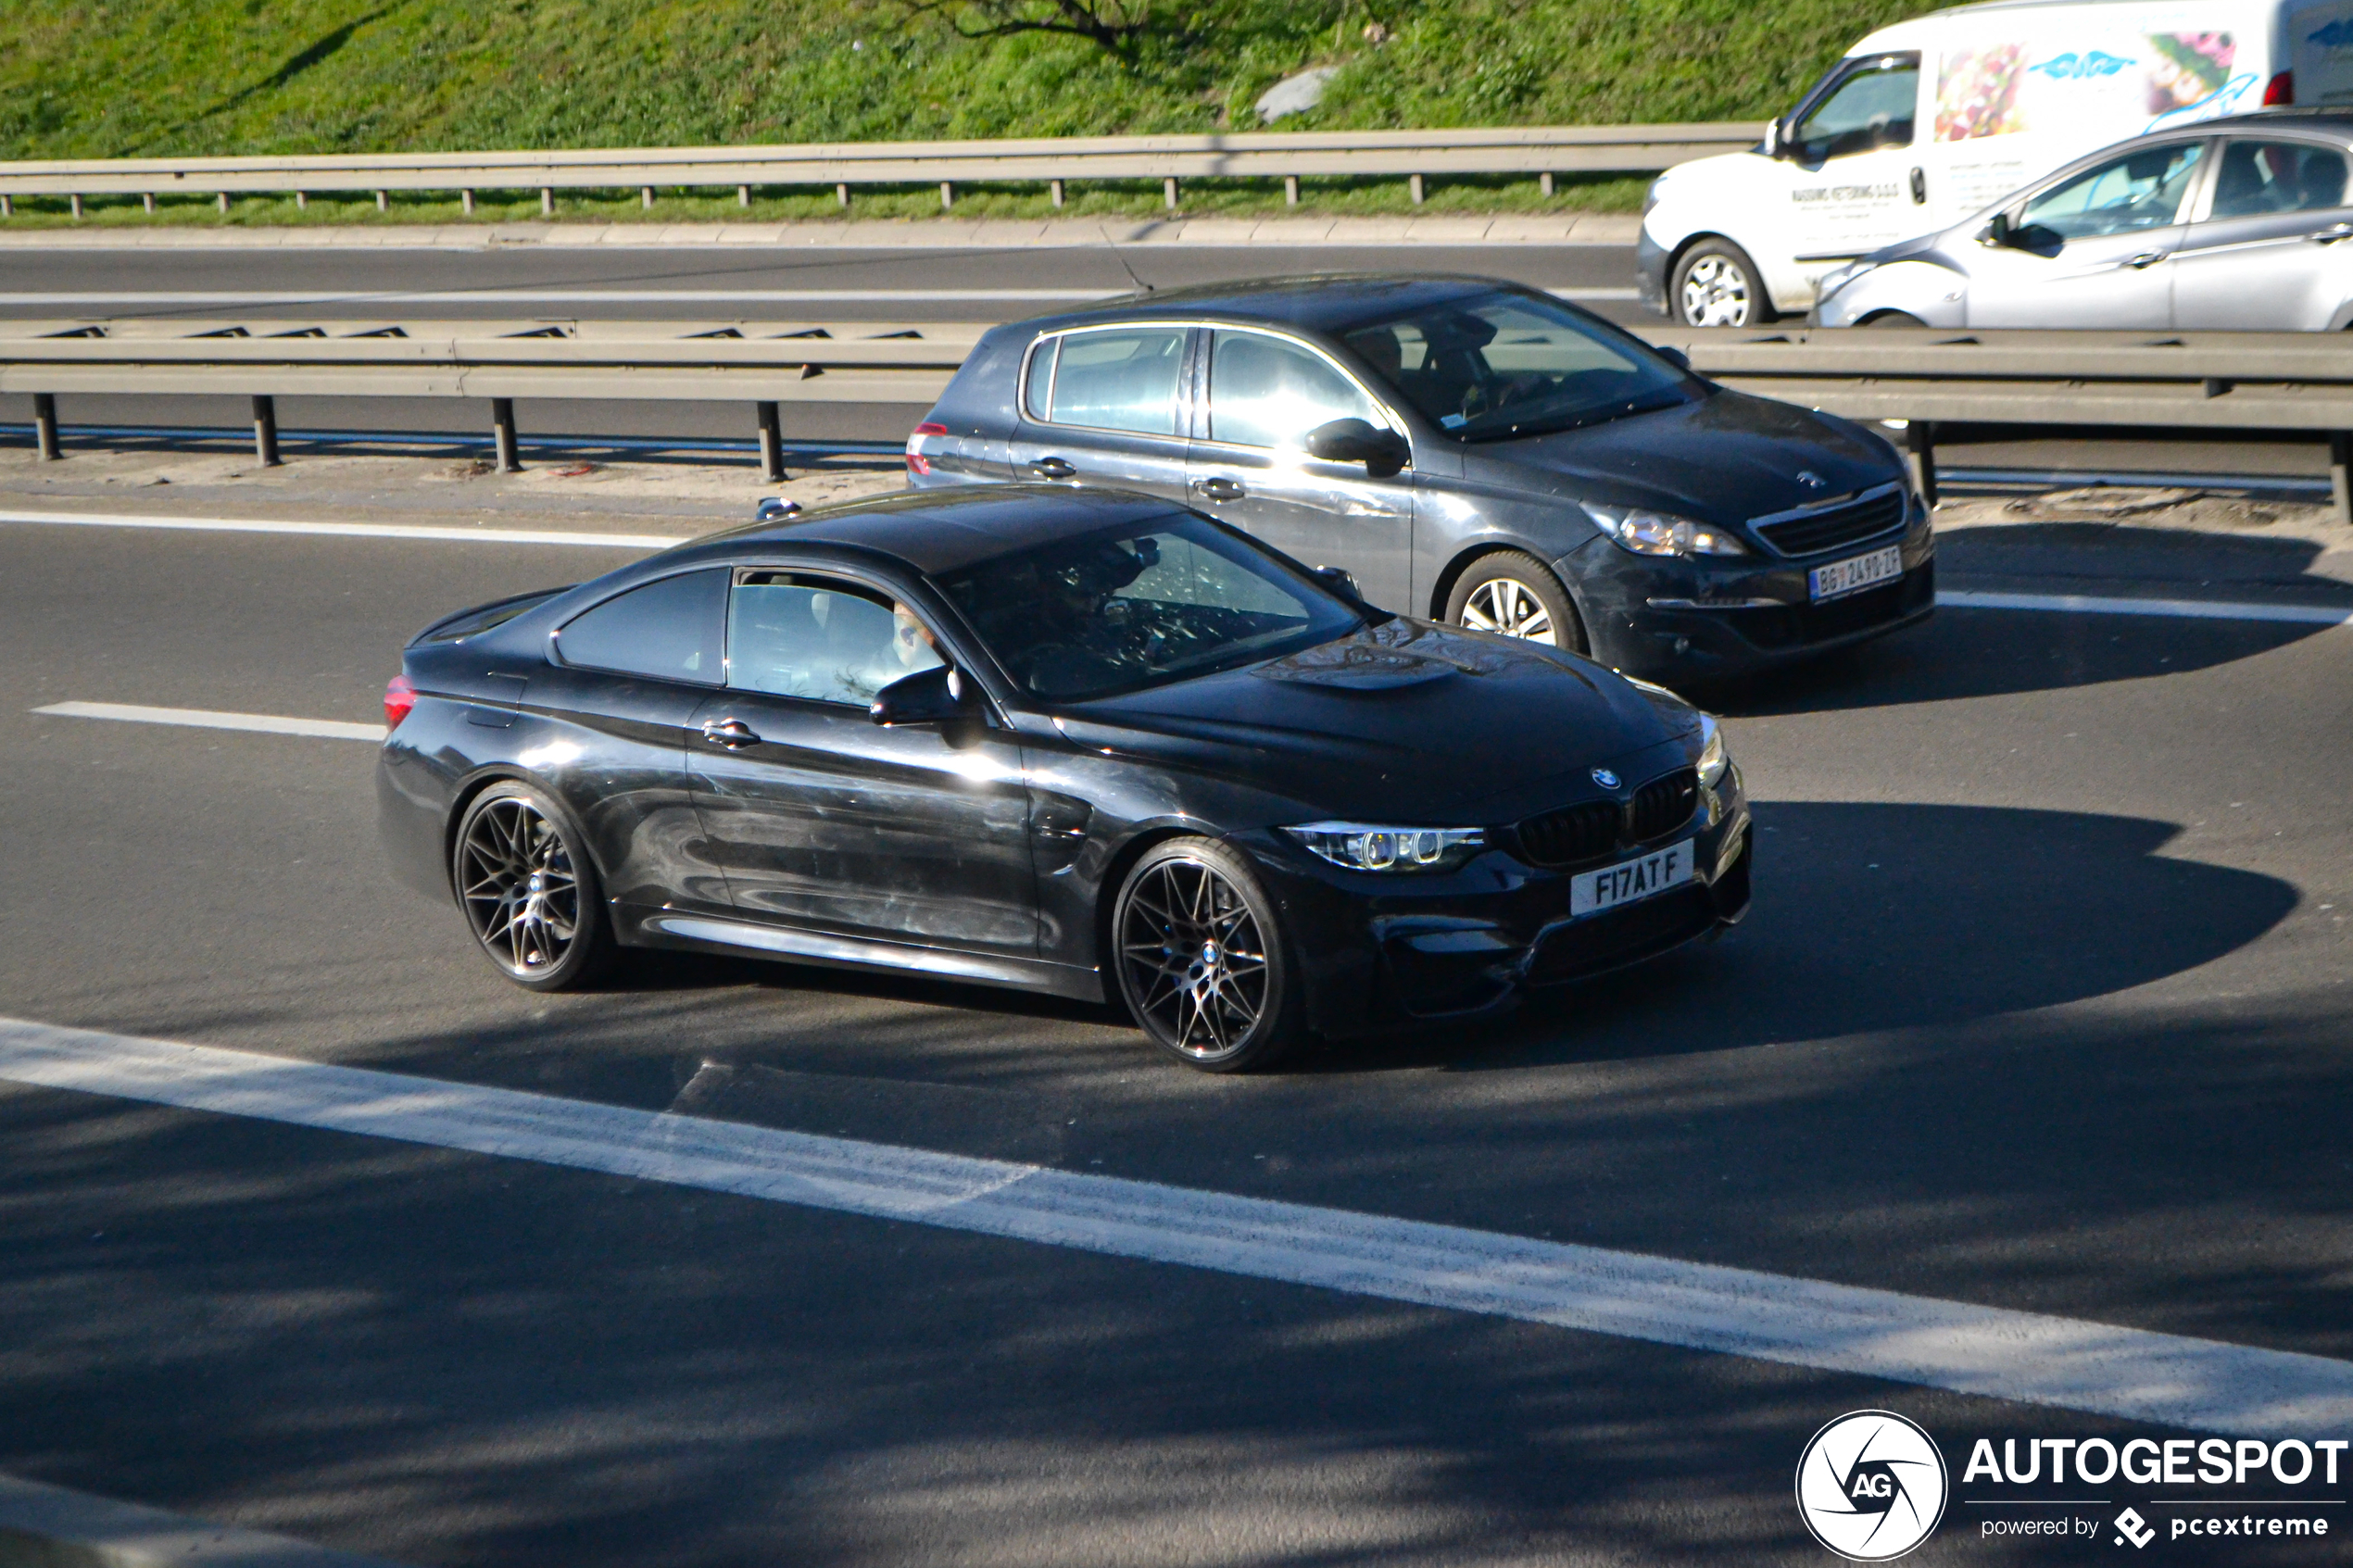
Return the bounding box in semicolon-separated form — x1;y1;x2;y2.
1027;327;1187;435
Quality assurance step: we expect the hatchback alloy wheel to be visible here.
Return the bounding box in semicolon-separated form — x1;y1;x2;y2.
1461;578;1557;644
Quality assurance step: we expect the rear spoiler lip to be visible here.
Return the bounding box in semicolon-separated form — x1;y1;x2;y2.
406;584;573;648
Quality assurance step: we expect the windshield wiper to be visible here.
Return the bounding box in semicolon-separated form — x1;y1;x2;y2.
1463;388;1689;443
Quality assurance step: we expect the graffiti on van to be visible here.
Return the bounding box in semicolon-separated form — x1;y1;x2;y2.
2145;71;2258;128
2029;51;2134;81
2145;31;2236;115
2307;18;2353;49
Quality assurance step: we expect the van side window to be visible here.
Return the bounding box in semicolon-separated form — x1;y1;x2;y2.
2208;141;2349;220
1791;56;1918;163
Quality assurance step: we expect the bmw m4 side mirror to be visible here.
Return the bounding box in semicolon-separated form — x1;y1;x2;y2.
1654;345;1692;371
1305;418;1410;479
871;665;977;727
1312;564;1363;602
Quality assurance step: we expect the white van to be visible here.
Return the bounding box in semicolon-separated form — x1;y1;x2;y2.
1637;0;2353;322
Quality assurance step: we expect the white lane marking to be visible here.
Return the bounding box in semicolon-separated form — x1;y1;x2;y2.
0;286;1637;306
0;510;686;549
0;1014;2345;1436
33;702;384;742
1940;589;2353;627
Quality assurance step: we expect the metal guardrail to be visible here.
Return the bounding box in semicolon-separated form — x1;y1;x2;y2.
10;317;2353;520
0;125;1765;216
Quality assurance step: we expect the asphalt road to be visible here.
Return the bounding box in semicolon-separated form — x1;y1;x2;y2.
0;498;2348;1564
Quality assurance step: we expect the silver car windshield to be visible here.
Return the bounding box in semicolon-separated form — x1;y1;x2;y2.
1341;290;1692;444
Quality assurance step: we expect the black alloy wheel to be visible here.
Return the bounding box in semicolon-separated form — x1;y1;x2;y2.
1447;551;1589;653
452;782;612;991
1673;238;1775;327
1113;838;1302;1073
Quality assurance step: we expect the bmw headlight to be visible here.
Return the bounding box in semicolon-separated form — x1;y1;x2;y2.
1585;503;1751;558
1283;823;1486;872
1696;713;1730;787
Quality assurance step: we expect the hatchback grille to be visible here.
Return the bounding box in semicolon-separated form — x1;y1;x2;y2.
1629;768;1699;842
1514;801;1619;869
1513;766;1701;869
1753;487;1906;557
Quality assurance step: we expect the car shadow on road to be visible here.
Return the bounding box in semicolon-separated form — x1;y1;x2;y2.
1316;799;2297;1076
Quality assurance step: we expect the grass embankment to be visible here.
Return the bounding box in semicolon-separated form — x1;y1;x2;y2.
0;0;1950;225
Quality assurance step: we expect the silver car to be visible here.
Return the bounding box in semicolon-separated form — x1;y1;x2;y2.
1816;110;2353;331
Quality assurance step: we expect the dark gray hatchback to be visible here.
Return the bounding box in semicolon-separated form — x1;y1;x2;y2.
906;273;1932;681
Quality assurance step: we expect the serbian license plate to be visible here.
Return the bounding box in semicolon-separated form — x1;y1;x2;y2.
1808;544;1904;602
1571;840;1694;918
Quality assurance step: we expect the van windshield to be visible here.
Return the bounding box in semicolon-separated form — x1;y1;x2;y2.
1341;289;1695;444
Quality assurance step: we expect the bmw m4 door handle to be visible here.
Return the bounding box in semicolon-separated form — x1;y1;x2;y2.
1191;476;1247;501
700;717;762;749
1030;457;1076;479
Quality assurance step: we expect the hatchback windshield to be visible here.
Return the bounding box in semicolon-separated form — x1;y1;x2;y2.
1342;289;1692;442
937;514;1363;700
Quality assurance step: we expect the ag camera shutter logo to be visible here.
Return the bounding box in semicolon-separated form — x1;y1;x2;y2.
1796;1411;1950;1561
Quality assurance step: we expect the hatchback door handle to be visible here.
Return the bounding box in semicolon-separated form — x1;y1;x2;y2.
2124;251;2168;270
1030;457;1076;479
700;717;761;749
1191;476;1246;501
2310;223;2353;245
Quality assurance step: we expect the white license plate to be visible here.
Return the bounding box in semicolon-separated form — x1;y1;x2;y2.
1571;840;1693;918
1808;544;1904;602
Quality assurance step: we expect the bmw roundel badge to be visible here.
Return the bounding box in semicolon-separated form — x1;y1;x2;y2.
1592;767;1621;790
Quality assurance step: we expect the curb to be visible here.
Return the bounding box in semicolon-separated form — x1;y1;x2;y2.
0;1474;404;1568
0;213;1643;251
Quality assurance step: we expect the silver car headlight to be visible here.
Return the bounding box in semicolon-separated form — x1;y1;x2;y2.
1817;259;1880;301
1283;822;1486;872
1585;503;1751;558
1643;174;1667;217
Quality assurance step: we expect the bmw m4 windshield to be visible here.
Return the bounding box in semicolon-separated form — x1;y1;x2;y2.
1342;288;1694;444
937;514;1364;700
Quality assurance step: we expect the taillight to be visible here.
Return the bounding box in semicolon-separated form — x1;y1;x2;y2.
384;674;418;732
2264;69;2294;106
907;420;947;477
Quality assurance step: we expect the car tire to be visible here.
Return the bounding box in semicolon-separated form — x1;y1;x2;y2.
451;781;614;992
1113;837;1304;1073
1446;552;1589;653
1673;238;1776;327
1860;310;1928;328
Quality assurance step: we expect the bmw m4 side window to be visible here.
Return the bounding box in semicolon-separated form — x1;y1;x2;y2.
550;568;726;684
725;571;944;707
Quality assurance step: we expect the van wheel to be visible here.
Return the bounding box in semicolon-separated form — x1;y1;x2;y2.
1674;239;1775;327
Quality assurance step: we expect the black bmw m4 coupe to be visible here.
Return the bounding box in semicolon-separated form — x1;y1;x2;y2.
379;486;1751;1072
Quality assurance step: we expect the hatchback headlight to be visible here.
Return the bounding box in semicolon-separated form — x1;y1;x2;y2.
1585;503;1751;558
1283;822;1486;872
1696;714;1730;787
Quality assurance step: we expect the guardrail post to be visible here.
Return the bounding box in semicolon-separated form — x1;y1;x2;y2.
1905;420;1939;508
1164;177;1179;209
2332;434;2353;527
1285;176;1299;206
142;194;156;214
69;194;82;220
837;182;849;207
738;184;751;207
540;188;553;216
1541;173;1554;197
33;394;60;461
1;195;11;219
374;190;387;212
295;192;307;210
757;402;785;483
492;398;521;473
251;395;282;467
940;182;953;209
641;186;655;208
217;193;229;215
1051;179;1064;207
462;190;474;215
1409;174;1424;205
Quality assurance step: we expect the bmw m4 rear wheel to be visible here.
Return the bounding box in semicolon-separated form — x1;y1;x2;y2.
1114;838;1302;1073
452;782;612;991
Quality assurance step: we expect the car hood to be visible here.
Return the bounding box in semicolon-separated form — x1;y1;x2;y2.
1050;618;1694;820
1464;389;1900;527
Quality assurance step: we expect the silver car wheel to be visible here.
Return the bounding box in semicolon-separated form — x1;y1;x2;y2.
1680;255;1753;327
1459;578;1558;645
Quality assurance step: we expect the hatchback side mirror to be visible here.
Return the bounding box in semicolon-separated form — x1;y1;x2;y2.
1978;212;2012;247
1305;418;1410;478
871;665;977;726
